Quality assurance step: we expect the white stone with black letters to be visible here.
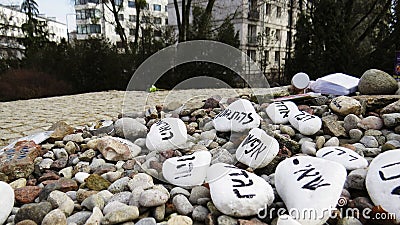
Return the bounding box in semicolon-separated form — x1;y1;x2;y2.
289;111;322;136
0;181;14;225
146;118;187;151
266;101;299;124
366;149;400;223
162;151;211;187
206;163;274;217
316;146;368;170
236;128;279;169
275;156;347;225
213;99;261;132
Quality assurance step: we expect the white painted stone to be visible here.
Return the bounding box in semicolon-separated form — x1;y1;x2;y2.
289;111;322;136
236;128;279;169
266;101;299;124
162;151;211;187
213;99;261;132
146;118;188;151
0;181;15;225
275;156;347;225
277;215;302;225
366;149;400;223
316;147;368;170
206;163;274;217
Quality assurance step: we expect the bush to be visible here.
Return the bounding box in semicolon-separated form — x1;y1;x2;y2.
0;69;73;101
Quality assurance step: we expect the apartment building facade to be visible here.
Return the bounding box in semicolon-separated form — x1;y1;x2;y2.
74;0;168;44
168;0;304;82
0;4;67;58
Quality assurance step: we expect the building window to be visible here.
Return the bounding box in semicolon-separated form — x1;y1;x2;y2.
275;51;280;63
275;29;281;41
89;24;101;33
247;50;256;60
276;6;282;18
153;4;161;11
265;4;271;15
165;5;168;12
77;24;101;34
76;10;85;19
114;0;122;6
129;15;136;22
128;1;135;8
154;17;162;24
118;14;124;21
165;18;168;25
129;28;135;35
76;9;100;19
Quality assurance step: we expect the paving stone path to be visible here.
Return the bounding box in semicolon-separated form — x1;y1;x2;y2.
0;88;279;148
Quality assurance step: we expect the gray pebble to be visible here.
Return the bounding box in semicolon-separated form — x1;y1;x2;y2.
108;177;131;193
189;186;210;204
66;211;92;225
139;185;170;207
170;187;191;197
360;136;379;148
108;191;132;205
217;215;238;225
324;137;339;147
172;195;194;215
349;129;363;141
345;169;367;190
135;217;157;225
103;201;128;215
301;141;316;156
81;194;105;211
192;205;209;222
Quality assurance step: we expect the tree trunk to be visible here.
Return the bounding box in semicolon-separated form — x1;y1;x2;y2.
199;0;215;37
184;0;192;39
110;0;128;52
133;0;141;49
181;0;186;41
174;0;183;42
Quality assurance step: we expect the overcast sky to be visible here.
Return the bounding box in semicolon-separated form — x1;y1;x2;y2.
0;0;76;30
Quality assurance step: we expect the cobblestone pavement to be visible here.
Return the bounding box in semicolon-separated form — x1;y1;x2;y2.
0;88;277;148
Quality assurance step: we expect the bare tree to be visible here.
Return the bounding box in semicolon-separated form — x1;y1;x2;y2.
101;0;129;51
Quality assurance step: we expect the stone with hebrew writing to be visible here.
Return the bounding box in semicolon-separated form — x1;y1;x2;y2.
0;181;14;225
316;146;368;170
213;99;261;132
162;151;211;187
236;128;279;169
266;101;299;124
275;156;347;225
0;140;41;180
205;163;274;217
146;118;187;151
366;149;400;223
289;111;322;136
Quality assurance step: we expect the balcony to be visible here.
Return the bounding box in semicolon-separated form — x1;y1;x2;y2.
247;36;258;46
248;10;260;21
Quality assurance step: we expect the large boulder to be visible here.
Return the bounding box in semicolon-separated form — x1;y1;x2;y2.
358;69;398;95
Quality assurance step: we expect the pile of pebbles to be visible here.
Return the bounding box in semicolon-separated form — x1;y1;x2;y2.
1;87;400;225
